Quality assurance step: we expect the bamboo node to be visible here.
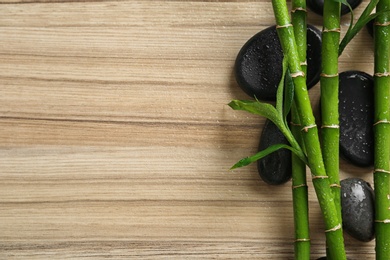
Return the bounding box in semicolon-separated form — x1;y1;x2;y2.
291;71;305;78
374;72;390;77
325;223;342;233
301;124;317;132
322;27;341;33
321;124;340;129
373;119;390;126
330;183;341;188
300;60;308;66
312;175;329;180
295;238;310;242
276;23;293;29
375;219;390;224
290;121;301;127
374;169;390;174
374;21;390;26
292;184;307;189
291;7;307;13
320;73;339;78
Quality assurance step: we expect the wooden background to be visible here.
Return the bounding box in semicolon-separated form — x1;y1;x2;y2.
0;0;377;259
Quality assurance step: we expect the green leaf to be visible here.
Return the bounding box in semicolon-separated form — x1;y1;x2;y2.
228;99;303;157
228;99;283;127
332;0;354;26
332;0;352;8
276;57;289;118
283;69;294;124
230;144;287;169
230;143;305;170
339;0;381;55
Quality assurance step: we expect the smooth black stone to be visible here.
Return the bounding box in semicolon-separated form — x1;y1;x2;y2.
307;0;362;16
234;24;321;101
341;178;375;242
367;19;374;38
339;70;374;167
257;119;291;185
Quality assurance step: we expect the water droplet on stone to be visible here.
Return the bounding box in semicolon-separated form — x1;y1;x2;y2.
234;25;322;101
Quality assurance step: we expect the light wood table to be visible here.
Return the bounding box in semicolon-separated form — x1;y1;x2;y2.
0;1;376;259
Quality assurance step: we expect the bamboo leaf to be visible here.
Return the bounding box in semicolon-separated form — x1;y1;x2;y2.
231;143;306;169
228;99;306;164
331;0;352;8
332;0;354;26
339;0;381;55
228;99;283;127
340;11;390;55
283;69;294;123
230;144;291;170
276;57;289;118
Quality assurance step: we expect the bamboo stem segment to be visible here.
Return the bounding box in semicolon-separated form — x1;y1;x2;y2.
373;0;390;257
320;0;342;242
291;1;310;257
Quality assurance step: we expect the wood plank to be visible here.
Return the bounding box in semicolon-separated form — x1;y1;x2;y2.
0;0;377;258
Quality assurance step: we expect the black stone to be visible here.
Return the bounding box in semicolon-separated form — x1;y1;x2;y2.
257;119;291;185
307;0;362;16
367;19;374;38
341;178;375;242
339;70;374;167
234;24;321;101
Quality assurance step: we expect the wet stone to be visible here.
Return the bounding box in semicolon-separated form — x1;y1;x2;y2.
341;178;375;242
339;70;374;167
307;0;362;16
234;24;321;101
257;119;291;185
366;19;374;38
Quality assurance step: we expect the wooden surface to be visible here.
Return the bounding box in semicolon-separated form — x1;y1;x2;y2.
0;1;377;259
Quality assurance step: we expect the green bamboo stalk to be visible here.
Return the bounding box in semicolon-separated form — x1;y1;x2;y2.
271;1;346;259
321;0;342;226
321;2;342;258
291;1;310;259
373;0;390;257
291;106;310;260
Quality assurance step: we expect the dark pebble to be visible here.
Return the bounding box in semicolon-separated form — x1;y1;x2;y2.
257;119;291;185
367;19;374;38
234;24;321;101
341;178;375;242
307;0;362;16
339;70;374;167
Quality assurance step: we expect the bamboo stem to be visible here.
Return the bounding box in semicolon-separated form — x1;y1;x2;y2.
271;1;346;259
291;1;310;259
291;106;310;260
373;0;390;257
320;0;342;226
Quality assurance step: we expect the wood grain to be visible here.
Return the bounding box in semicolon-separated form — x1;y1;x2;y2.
0;1;376;259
